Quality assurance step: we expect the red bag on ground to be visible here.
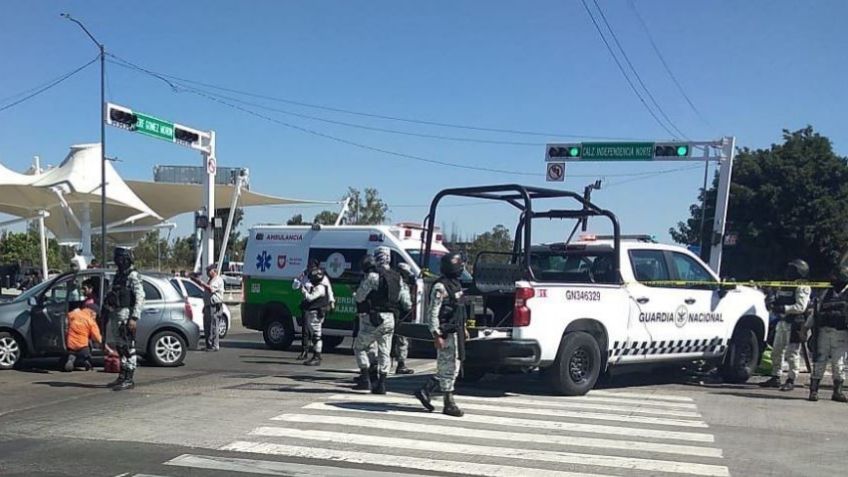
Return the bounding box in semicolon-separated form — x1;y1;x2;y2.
104;354;120;373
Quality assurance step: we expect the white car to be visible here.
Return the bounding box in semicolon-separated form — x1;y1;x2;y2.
170;277;232;339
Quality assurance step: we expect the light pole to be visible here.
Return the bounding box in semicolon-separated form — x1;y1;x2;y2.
61;13;106;267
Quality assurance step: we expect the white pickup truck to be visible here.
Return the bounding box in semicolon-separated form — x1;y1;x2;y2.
410;185;769;396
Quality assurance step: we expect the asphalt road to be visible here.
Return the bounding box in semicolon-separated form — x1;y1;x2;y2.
1;310;846;477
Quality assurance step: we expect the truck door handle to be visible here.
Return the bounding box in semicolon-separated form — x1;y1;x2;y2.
684;298;696;305
636;297;650;304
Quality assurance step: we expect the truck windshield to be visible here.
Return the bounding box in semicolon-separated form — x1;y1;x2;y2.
530;250;617;284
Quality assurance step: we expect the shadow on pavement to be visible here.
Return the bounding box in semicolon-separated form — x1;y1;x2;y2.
324;401;429;414
709;390;809;401
33;381;110;389
220;341;268;350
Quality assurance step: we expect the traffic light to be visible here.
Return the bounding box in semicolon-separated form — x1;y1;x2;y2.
547;144;582;159
108;107;137;129
654;143;690;158
175;127;200;145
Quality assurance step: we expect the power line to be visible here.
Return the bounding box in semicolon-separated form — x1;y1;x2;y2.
605;164;702;188
577;0;680;140
627;0;711;127
591;0;688;139
105;53;641;141
0;56;99;114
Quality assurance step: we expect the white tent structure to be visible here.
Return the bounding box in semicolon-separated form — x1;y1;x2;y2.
0;143;333;271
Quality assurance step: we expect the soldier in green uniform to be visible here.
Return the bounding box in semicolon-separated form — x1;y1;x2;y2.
104;247;144;391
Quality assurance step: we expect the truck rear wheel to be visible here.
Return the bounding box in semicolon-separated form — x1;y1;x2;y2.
549;331;601;396
720;327;760;383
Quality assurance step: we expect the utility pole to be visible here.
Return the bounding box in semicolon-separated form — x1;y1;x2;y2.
61;13;106;267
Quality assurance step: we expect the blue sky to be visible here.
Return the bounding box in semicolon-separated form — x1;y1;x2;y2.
2;0;847;246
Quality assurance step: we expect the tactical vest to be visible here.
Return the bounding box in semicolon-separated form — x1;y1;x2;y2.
105;269;136;309
818;288;848;330
435;277;462;328
774;288;798;307
301;285;330;312
371;269;402;315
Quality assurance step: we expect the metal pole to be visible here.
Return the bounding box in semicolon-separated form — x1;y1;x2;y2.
202;131;216;272
100;44;106;269
697;160;710;260
216;172;245;275
709;136;736;275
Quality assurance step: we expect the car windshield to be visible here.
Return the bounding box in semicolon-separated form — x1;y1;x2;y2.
10;278;54;303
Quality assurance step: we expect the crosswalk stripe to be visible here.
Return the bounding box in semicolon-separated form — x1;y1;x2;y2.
323;394;708;428
299;402;716;443
221;441;615;477
549;394;698;410
588;390;695;402
248;428;729;477
272;414;724;458
165;453;433;477
446;394;701;417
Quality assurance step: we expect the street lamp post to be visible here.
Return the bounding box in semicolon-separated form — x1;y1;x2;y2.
61;13;106;267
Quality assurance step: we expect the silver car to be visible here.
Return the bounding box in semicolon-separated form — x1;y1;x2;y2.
0;270;200;370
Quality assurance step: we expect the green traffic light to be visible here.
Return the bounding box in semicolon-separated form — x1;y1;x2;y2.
676;145;689;156
568;146;580;157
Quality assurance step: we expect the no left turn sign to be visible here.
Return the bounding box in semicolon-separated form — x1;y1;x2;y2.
546;162;565;182
207;157;217;175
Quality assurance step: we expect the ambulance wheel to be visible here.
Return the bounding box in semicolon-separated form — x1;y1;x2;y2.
322;335;344;351
263;317;294;351
720;327;759;383
549;331;601;396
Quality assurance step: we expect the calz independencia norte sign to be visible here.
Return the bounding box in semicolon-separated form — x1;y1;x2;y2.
582;142;654;161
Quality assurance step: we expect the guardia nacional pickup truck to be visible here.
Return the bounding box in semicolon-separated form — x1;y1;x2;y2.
411;185;769;395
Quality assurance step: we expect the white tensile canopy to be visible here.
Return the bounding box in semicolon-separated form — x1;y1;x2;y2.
0;143;333;252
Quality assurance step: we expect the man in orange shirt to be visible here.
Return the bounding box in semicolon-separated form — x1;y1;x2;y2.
64;303;102;372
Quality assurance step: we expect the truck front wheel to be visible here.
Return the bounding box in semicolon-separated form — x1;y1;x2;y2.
549;331;601;396
720;327;760;383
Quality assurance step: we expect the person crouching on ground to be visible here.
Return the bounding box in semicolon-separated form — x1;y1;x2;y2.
64;303;102;372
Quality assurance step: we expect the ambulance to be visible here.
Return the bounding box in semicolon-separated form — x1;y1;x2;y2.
241;223;450;350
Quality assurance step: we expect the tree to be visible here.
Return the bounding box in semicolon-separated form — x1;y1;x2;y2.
169;236;196;271
671;127;848;279
343;187;388;225
313;210;339;225
0;230;70;269
287;214;306;225
466;225;514;266
132;231;171;271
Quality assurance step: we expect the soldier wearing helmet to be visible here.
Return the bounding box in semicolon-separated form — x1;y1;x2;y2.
808;265;848;402
297;265;331;366
104;247;144;391
761;259;812;391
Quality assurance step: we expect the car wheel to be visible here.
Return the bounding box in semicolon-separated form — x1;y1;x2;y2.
720;327;760;383
549;331;602;396
321;335;344;351
263;317;294;350
147;331;187;367
218;316;230;339
0;332;23;370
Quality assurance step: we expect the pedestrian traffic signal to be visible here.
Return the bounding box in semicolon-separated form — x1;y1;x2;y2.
547;145;582;159
654;143;690;158
175;127;200;145
108;107;137;129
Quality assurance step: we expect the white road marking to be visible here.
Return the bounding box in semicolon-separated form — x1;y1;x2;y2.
165;454;431;476
300;402;716;442
589;390;695;402
447;394;702;417
249;427;729;477
271;414;724;457
323;393;708;428
221;441;615;477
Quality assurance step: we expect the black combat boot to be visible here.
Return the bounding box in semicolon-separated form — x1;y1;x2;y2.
832;379;847;403
779;378;795;392
395;361;414;375
415;377;439;412
808;378;820;402
353;368;372;390
305;352;322;366
372;373;387;395
443;392;464;417
759;376;781;388
113;370;135;391
107;370;126;388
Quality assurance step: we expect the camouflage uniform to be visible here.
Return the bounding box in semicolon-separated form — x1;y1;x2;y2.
769;286;811;386
354;270;411;374
427;281;461;392
300;281;329;360
809;283;848;402
105;253;145;391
